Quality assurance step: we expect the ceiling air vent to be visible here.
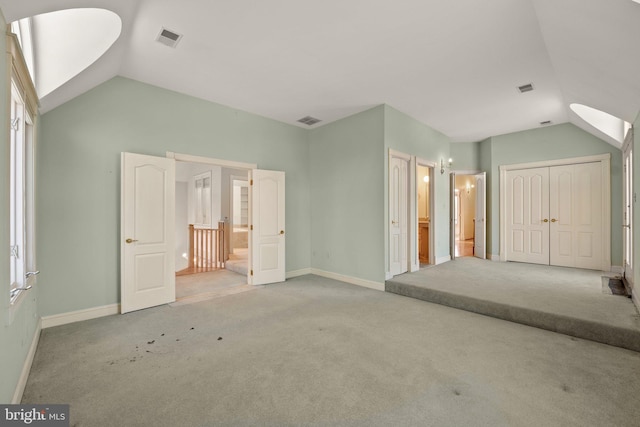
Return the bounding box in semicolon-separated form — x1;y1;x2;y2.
540;120;552;126
297;116;322;126
156;28;183;48
517;83;534;93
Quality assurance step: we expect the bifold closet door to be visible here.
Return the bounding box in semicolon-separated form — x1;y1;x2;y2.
505;167;550;265
549;162;602;269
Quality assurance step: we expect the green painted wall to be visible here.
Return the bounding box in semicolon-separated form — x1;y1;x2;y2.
450;141;481;171
0;10;41;403
308;106;385;283
38;77;310;317
383;105;451;264
485;123;623;265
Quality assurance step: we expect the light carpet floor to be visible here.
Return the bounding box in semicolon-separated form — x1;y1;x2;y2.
23;275;640;426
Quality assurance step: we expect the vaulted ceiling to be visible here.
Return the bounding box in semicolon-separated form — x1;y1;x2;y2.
2;0;639;147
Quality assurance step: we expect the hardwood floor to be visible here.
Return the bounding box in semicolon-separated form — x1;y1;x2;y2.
176;266;221;276
455;238;474;257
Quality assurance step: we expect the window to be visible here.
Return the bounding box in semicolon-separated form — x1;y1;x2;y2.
9;80;36;304
194;172;212;227
7;29;38;307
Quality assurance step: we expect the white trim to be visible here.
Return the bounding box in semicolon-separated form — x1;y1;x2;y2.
416;157;437;267
610;265;624;274
436;255;451;265
488;254;502;261
499;153;611;271
388;149;411;277
12;318;41;404
286;268;312;279
497;153;610;172
388;148;411;161
167;151;257;170
385;271;393;280
310;269;385;291
451;169;483;175
632;289;640;311
409;156;418;272
41;303;120;329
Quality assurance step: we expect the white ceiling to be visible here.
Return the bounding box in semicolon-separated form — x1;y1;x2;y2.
2;0;640;147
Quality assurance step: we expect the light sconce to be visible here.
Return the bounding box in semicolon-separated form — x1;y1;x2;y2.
466;183;475;195
440;158;452;174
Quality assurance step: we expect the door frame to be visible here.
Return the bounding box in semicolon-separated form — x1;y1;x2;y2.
499;153;611;271
415;158;436;269
622;129;634;287
474;172;486;259
229;175;249;252
388;149;411;277
167;152;257;283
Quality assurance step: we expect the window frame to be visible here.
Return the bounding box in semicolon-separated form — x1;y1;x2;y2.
6;27;39;322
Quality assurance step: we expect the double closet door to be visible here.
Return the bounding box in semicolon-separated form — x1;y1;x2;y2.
506;162;603;270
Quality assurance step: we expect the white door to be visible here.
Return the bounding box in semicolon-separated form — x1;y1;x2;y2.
450;172;456;260
550;163;602;269
623;135;634;285
506;167;550;265
251;169;285;285
474;172;486;259
389;156;408;275
121;152;176;314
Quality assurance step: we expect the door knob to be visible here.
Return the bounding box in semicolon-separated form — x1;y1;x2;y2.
551;219;557;223
280;230;285;235
125;238;139;244
543;219;549;223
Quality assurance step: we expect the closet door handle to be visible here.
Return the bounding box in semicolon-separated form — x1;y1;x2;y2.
551;218;557;223
543;219;549;223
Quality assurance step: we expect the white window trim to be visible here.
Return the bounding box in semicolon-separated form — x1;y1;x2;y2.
6;28;39;325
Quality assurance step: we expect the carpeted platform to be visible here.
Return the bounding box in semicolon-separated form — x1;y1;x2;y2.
386;258;640;352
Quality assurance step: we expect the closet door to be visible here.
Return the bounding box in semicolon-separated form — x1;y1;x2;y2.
549;163;602;269
506;167;549;265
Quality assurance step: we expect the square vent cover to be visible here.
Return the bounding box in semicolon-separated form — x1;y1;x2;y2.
156;28;183;48
297;116;322;126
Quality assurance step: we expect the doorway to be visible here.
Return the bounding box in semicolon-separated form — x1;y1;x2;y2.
174;161;248;302
453;174;476;257
622;128;634;290
416;162;434;267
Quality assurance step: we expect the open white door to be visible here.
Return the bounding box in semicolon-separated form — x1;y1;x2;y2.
121;152;175;314
450;172;456;261
623;131;634;286
474;172;486;259
251;169;285;285
389;155;408;275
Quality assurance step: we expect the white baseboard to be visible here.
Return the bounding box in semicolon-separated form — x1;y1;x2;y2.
436;255;451;265
41;303;120;329
286;268;312;279
310;268;385;291
12;318;41;404
610;265;623;274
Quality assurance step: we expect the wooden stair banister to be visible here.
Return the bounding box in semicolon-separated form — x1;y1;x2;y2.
188;222;226;271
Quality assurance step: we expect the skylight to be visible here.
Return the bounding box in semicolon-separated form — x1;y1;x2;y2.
569;103;631;143
12;8;121;98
